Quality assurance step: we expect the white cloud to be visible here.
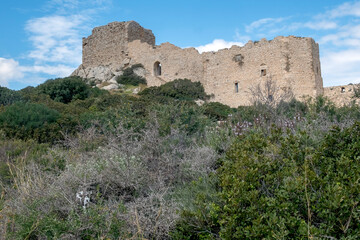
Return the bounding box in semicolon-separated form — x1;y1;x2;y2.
304;21;337;30
321;49;360;86
0;58;23;87
328;1;360;18
20;64;75;77
25;15;84;65
246;18;286;33
0;0;112;88
195;39;244;53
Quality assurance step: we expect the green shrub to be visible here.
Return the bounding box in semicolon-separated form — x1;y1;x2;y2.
173;121;360;239
9;201;129;240
139;78;210;102
218;128;308;239
148;102;210;136
202;102;233;120
0;87;23;106
37;76;90;104
0;103;61;142
219;123;360;239
171;176;221;240
308;96;337;120
116;64;147;86
276;98;308;118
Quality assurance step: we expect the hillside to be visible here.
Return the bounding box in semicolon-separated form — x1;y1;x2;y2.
1;77;360;239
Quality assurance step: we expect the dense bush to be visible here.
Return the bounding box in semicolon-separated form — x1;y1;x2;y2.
148;102;211;136
174;122;360;239
202;102;233;120
116;64;147;86
0;86;23;106
37;76;90;103
0;102;61;142
139;78;210;102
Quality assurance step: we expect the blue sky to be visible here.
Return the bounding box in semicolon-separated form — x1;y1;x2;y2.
1;0;360;89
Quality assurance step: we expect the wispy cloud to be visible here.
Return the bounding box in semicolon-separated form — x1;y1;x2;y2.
327;1;360;18
195;39;244;53
0;0;112;87
20;64;75;77
321;48;360;86
0;58;23;87
25;15;85;65
315;2;360;85
303;20;338;30
245;17;287;33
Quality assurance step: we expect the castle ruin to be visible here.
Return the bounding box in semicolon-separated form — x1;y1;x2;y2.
72;21;355;107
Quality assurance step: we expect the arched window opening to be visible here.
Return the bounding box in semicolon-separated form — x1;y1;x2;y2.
154;61;162;76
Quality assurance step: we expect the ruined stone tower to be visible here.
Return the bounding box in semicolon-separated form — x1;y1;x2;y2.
72;21;325;107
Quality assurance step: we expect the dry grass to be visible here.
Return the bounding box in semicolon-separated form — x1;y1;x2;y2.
1;122;217;239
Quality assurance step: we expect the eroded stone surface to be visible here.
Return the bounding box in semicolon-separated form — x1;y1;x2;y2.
71;20;355;107
324;84;360;106
102;83;119;90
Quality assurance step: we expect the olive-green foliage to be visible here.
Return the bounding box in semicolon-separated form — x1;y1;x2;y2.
0;86;23;106
171;176;221;240
116;64;147;86
10;201;128;240
79;94;148;131
202;102;233;120
218;128;309;239
37;76;90;104
139;78;210;102
149;102;211;136
176;122;360;239
0;102;61;142
276;98;308;118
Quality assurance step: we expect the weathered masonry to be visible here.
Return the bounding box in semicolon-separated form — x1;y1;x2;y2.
72;21;325;107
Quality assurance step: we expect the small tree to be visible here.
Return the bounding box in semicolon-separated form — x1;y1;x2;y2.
248;77;294;107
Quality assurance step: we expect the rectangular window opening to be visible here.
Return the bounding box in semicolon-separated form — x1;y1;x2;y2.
235;82;239;93
261;69;267;76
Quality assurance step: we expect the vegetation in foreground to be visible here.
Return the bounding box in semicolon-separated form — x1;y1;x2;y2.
1;77;360;239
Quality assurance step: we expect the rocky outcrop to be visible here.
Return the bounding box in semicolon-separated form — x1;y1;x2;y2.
72;63;146;90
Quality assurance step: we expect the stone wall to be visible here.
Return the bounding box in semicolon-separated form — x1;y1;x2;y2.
82;21;155;67
73;21;327;107
324;84;360;106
